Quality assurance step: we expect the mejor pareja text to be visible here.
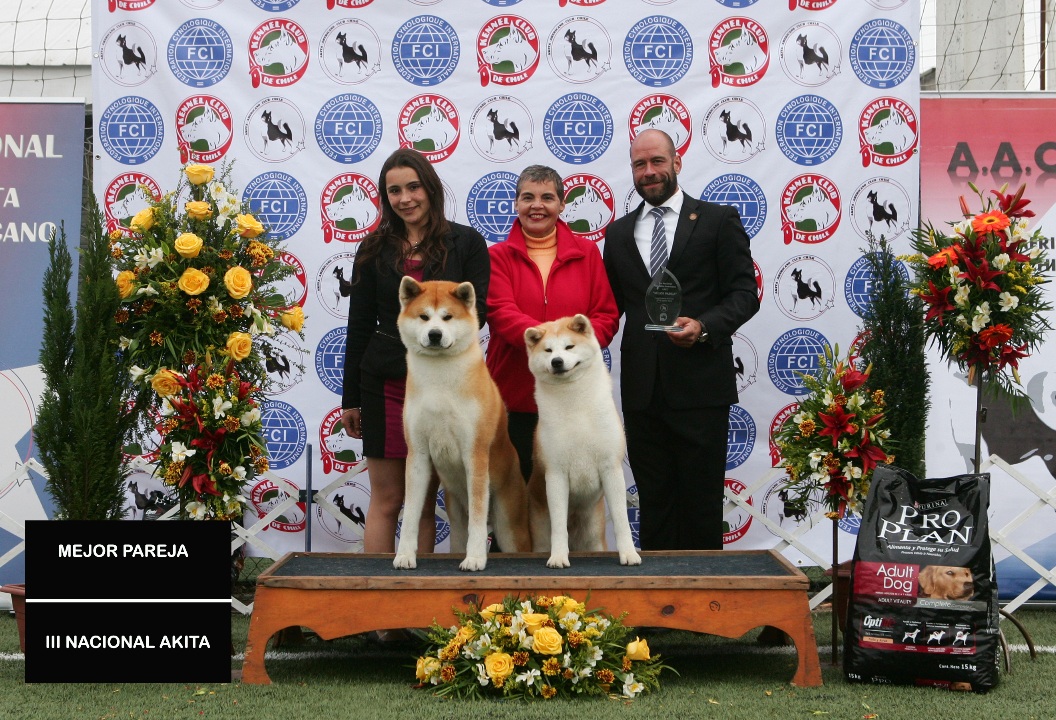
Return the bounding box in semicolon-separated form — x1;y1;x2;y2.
59;543;189;558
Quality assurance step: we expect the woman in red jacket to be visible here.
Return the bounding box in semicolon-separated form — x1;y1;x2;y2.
486;165;619;482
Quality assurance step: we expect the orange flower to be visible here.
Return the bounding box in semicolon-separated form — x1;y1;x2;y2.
971;210;1010;235
927;246;959;269
978;323;1014;349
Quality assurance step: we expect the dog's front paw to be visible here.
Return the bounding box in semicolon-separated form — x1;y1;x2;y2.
393;552;418;570
619;548;642;566
459;555;487;572
546;553;571;569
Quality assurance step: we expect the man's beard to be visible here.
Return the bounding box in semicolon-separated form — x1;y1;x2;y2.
636;172;677;206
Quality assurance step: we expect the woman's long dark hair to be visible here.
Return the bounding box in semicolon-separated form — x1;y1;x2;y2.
355;148;450;276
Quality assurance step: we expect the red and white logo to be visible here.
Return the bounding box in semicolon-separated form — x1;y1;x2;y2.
175;95;233;164
723;478;754;544
320;407;363;475
103;172;162;236
789;0;837;10
859;97;918;168
561;174;614;243
398;95;460;162
629;94;692;157
753;260;765;302
274;251;308;309
327;0;374;8
477;16;540;87
781;174;841;245
321;173;380;243
108;0;155;12
710;17;770;88
249;19;310;89
248;475;306;533
769;402;800;466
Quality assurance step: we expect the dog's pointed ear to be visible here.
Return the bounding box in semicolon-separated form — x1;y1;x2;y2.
569;314;593;336
398;276;423;308
524;326;544;349
452;281;475;309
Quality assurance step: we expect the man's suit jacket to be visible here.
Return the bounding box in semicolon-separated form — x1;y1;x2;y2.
603;194;759;412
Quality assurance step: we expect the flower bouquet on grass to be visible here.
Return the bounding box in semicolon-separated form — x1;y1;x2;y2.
774;345;895;519
415;594;672;700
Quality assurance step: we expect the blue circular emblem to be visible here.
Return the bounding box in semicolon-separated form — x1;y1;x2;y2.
775;95;843;166
243;172;308;240
627;483;640;550
251;0;300;10
767;327;830;396
838;512;861;535
623;16;693;87
391;15;460;86
482;0;522;5
314;327;347;395
167;18;233;88
726;404;756;470
314;94;383;163
543;93;613;164
262;400;307;470
716;0;759;5
98;96;164;165
849;19;915;89
466;171;519;243
700;174;766;239
844;252;910;318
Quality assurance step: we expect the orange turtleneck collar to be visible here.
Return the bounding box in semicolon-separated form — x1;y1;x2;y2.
524;227;558;290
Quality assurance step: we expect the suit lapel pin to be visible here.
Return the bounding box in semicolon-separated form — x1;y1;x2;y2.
689;213;698;221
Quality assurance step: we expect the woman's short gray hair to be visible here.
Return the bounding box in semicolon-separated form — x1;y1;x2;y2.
516;165;563;198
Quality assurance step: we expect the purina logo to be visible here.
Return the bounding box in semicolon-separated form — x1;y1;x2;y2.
391;15;460;87
844;252;910;319
244;97;305;163
100;21;157;87
850;19;915;89
249;19;310;89
769;402;798;465
723;478;753;544
175;95;233;164
779;21;841;87
859;97;918;168
780;173;841;245
477;16;540;87
543;93;613;164
700;174;766;239
467;171;519;243
275;250;308;308
767;327;830;396
248;475;306;534
399;94;460;162
623;16;693;87
731;332;758;394
775;94;842;166
315;327;347;395
470;95;533;163
709;17;769;88
260;332;305;395
107;0;155;12
629;94;692;157
316;476;370;547
561;174;614;243
317;250;358;319
321;173;380;243
702;97;763;163
546;16;611;84
167;18;233;88
726;405;756;470
320;19;381;84
251;0;301;11
262;400;307;470
99;96;164;166
315;93;383;164
320;407;361;475
849;177;911;241
774;254;836;321
103;172;161;236
243;171;308;240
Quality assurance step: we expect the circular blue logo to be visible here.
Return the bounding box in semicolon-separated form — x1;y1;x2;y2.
844;252;910;319
391;15;460;86
466;171;519;243
775;95;843;166
543;93;613;164
315;327;347;395
262;400;307;470
314;94;383;163
726;404;756;470
483;0;522;5
98;96;164;165
700;174;766;239
623;16;693;87
716;0;759;5
167;18;233;88
838;512;861;535
251;0;300;10
243;172;308;240
767;327;830;396
849;19;915;89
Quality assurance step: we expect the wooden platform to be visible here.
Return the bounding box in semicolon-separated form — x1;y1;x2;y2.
242;549;822;687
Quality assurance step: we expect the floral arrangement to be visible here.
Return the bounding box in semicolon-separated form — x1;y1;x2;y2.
907;183;1051;393
111;162;305;519
414;594;671;700
774;345;895;519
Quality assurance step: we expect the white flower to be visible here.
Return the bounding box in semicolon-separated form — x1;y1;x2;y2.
955;314;971;329
843;463;863;480
574;666;593;684
118;336;131;350
1010;218;1031;239
948;265;963;286
133;247;165;269
845;392;864;411
129;365;147;383
231;466;247;482
135;284;159;297
792;411;810;425
623;673;645;698
185;501;209;520
971;301;991;332
560;612;582;632
170;441;196;462
223;493;247;515
954;284;971;308
821;389;835;406
208;182;228;201
562;652;572;669
998;291;1020;312
514;669;540;687
241;407;261;427
588;645;604;666
159;398;175;417
808;449;826;469
207;295;224;314
1029;245;1041;259
993;253;1011;270
952;219;972;236
475;663;489;686
212;395;233;419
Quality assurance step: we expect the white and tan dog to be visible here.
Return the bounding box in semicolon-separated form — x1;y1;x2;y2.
524;314;641;568
393;277;531;571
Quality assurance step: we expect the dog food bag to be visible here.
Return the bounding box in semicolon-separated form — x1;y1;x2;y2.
843;464;1000;691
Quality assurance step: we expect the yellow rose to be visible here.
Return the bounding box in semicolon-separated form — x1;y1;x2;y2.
235;213;265;238
415;656;441;681
479;603;506;622
130;206;155;233
185;200;213;221
521;613;549;635
455;625;476;645
177;267;210;296
224;266;253;299
532;626;564;655
625;637;651;661
280;305;304;332
184;163;214;185
484;652;514;682
115;270;136;299
554;597;581;619
150;368;182;398
174;232;204;259
226;332;253;362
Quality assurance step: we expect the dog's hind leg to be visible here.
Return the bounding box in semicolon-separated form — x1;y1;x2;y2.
393;449;432;569
568;497;606;553
600;466;641;565
444;488;469;555
490;467;532;554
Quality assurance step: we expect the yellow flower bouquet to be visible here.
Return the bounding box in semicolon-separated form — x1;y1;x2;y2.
415;594;672;700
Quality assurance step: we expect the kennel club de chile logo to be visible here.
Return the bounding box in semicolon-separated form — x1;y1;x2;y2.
543;93;613;165
477;16;540;87
99;96;164;166
248;475;306;534
319;18;382;84
769;401;798;466
546;16;612;84
629;94;692;157
320;407;361;474
709;17;770;88
399;94;460;162
561;174;614;243
167;18;233;88
624;16;693;87
249;19;310;89
780;174;841;245
103;172;162;236
321;173;380;243
175;95;233;164
392;15;460;87
100;21;158;86
859;97;918;168
106;0;156;11
723;479;753;545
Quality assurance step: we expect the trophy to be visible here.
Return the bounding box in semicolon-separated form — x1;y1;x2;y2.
644;268;683;331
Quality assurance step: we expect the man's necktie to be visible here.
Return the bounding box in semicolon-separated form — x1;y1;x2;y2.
649;206;668;277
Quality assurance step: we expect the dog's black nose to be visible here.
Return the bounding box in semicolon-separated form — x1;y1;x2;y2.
428;329;443;345
551;357;564;370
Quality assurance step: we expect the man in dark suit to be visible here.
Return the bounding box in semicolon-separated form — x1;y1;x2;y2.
603;129;759;550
